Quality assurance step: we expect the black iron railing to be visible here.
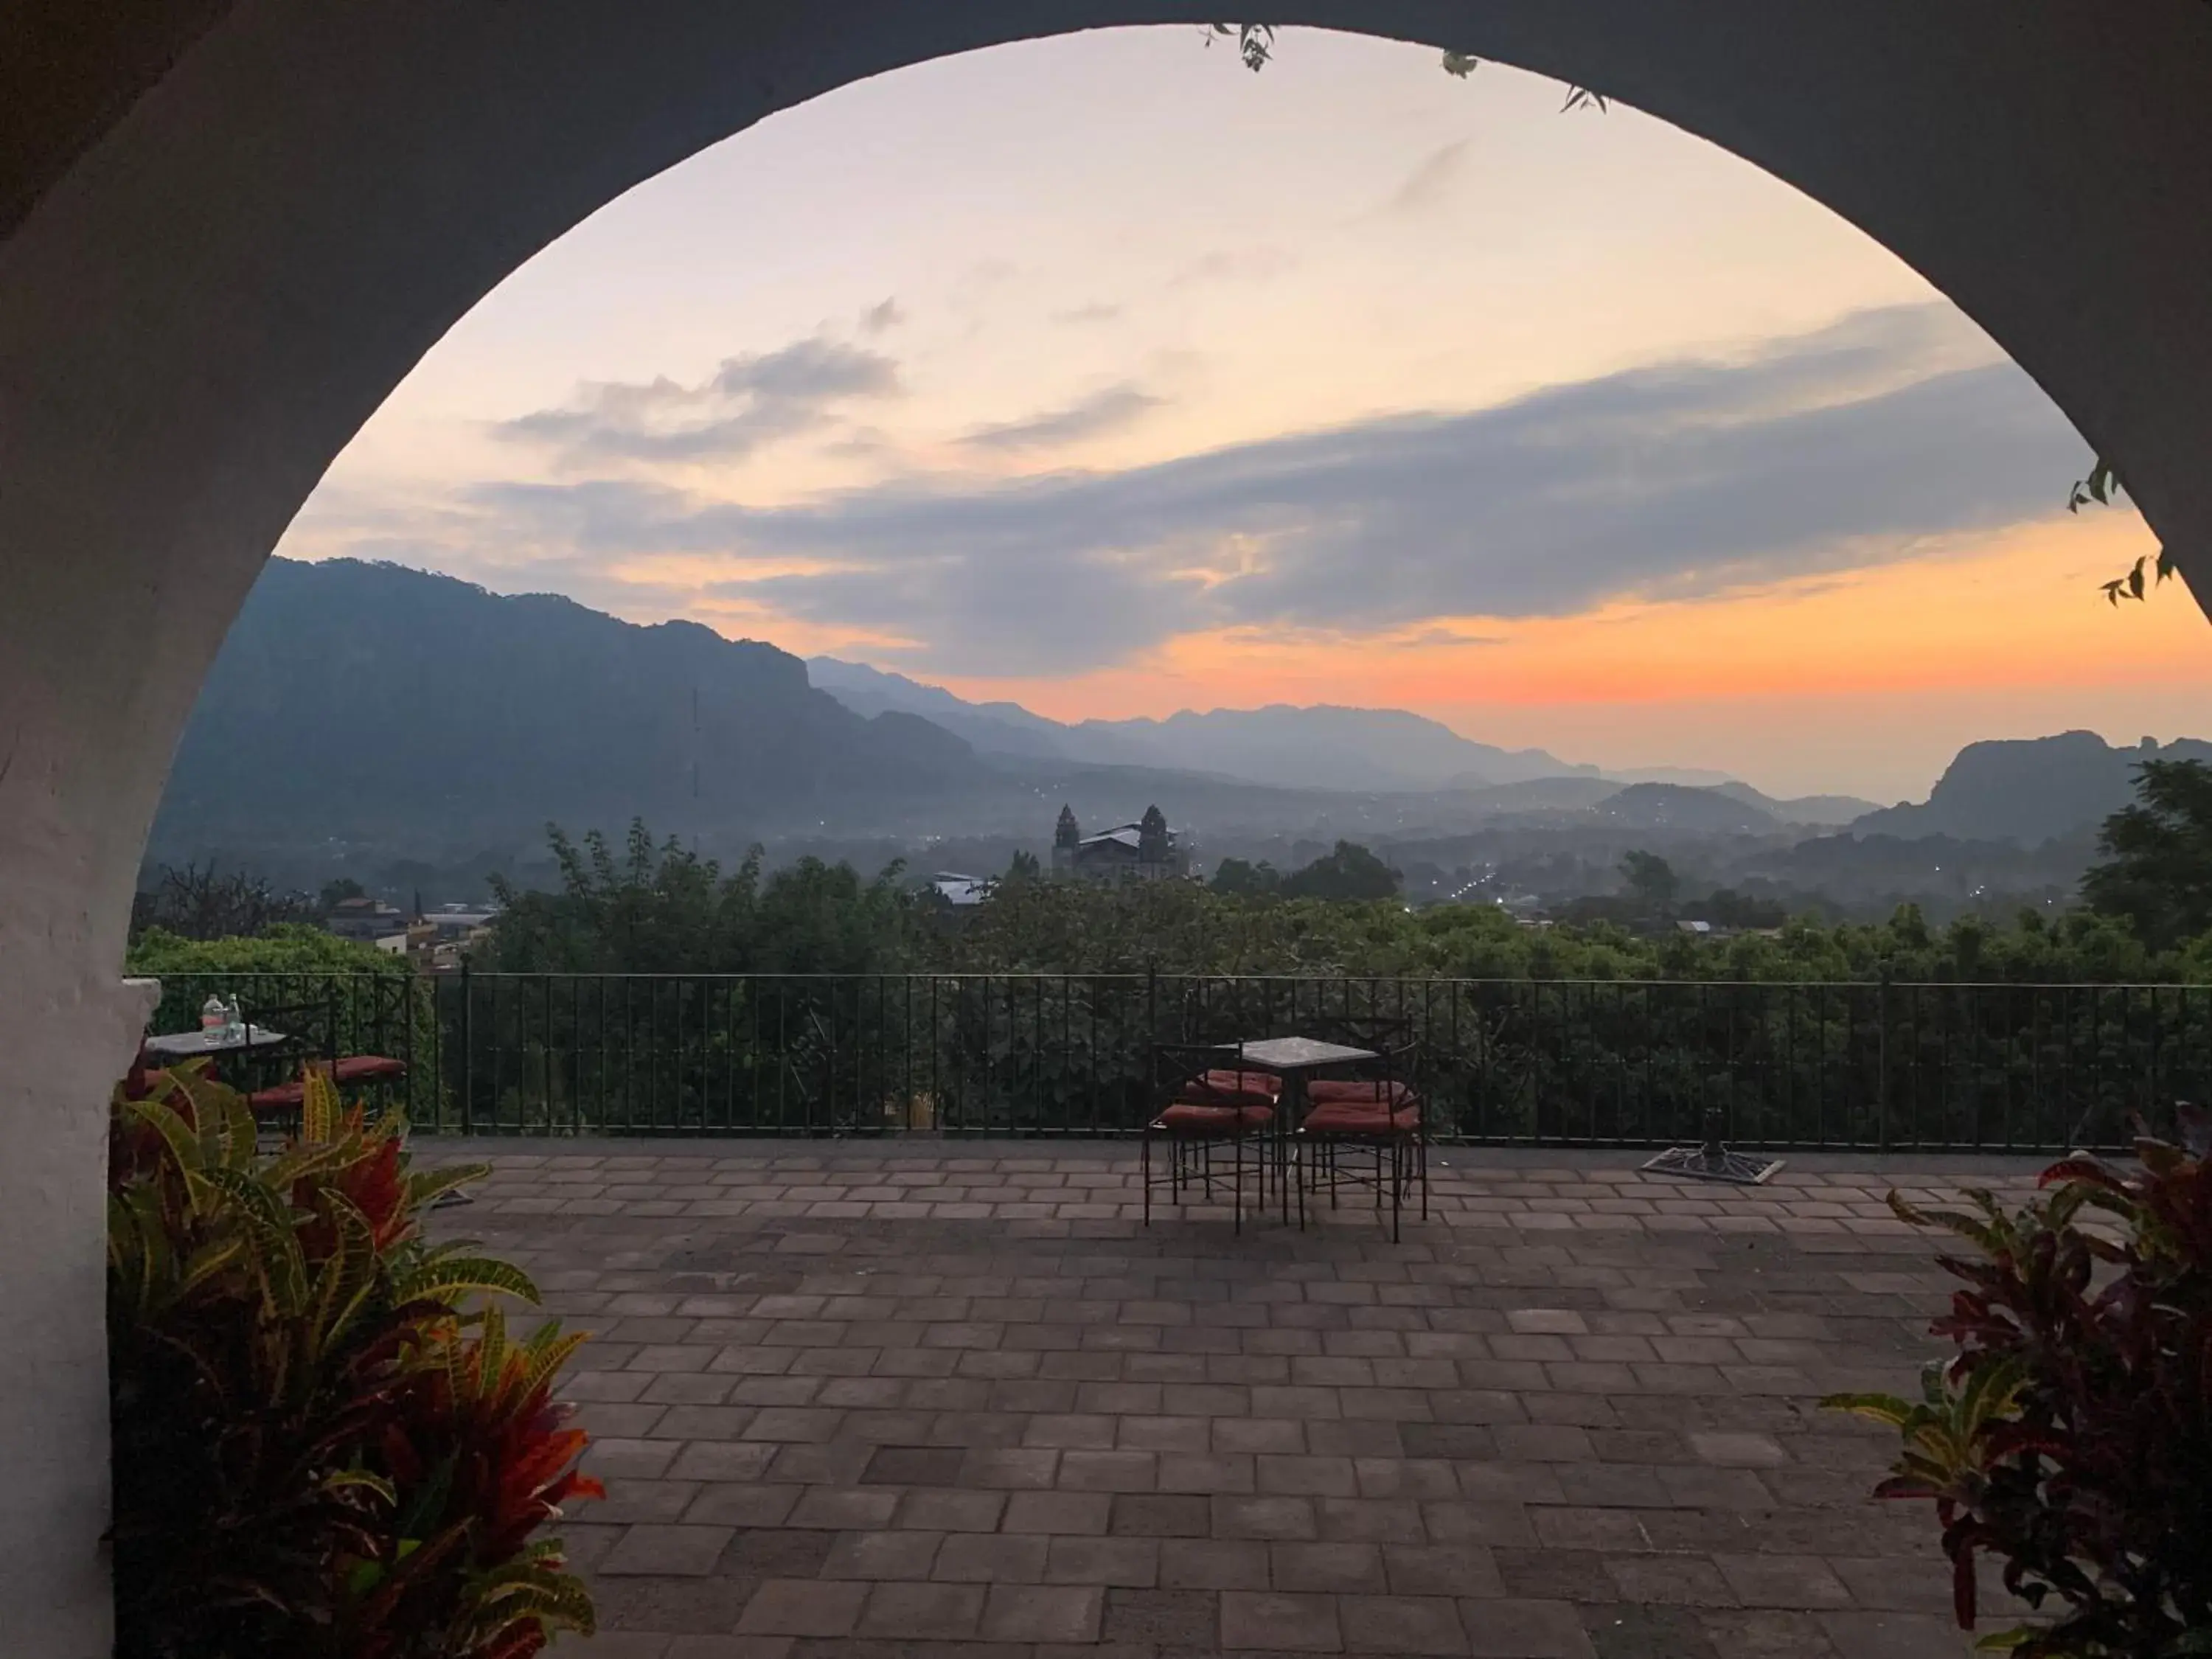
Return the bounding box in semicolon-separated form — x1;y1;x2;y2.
141;971;2212;1152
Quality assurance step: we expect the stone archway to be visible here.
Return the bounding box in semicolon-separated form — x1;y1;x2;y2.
3;2;2208;1649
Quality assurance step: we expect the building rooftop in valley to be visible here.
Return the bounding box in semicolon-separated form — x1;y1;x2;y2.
930;872;993;908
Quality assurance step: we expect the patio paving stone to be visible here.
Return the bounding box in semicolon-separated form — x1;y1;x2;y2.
421;1140;2032;1657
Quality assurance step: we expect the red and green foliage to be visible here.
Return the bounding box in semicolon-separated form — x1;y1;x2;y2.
108;1063;599;1659
1824;1111;2212;1656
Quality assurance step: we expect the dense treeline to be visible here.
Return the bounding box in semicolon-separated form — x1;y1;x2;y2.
465;824;2212;986
131;765;2212;1147
480;824;914;977
458;760;2212;985
953;871;2212;984
129;761;2212;989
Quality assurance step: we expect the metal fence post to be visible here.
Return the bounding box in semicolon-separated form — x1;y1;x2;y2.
1877;967;1892;1152
458;962;474;1136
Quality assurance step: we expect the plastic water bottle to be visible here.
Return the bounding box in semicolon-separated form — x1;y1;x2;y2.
201;995;226;1034
223;996;244;1041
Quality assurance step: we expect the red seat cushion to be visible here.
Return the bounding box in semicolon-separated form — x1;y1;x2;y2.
334;1054;407;1082
1182;1068;1281;1106
1306;1078;1417;1107
248;1082;305;1110
1300;1103;1419;1136
1155;1102;1275;1135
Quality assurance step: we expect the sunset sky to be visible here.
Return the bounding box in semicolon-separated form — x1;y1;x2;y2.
278;25;2207;803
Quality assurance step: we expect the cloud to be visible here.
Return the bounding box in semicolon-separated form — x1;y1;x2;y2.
1382;141;1470;215
711;338;897;402
958;384;1162;452
325;305;2090;678
1168;247;1298;289
1056;302;1121;325
860;297;904;335
1385;625;1506;650
497;336;900;465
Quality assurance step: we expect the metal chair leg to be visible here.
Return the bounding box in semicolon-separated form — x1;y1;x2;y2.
1390;1138;1402;1244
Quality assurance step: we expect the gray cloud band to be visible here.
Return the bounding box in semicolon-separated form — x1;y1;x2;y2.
323;304;2090;677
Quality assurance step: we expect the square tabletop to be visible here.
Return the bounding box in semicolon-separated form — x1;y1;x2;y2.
142;1026;291;1060
1220;1036;1377;1073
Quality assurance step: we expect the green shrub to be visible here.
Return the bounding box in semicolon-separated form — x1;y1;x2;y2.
108;1064;599;1658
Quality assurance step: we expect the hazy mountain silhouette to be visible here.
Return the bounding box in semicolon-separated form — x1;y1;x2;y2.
1590;782;1781;835
801;658;1072;760
1848;731;2212;846
151;562;2186;881
151;559;986;856
1710;781;1877;827
810;657;1598;790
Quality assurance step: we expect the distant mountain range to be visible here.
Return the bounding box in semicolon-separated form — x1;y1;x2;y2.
1849;731;2212;846
150;559;988;857
807;656;1729;793
1592;782;1799;835
146;560;2191;883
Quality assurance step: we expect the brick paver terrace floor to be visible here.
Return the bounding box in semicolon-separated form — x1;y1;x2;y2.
428;1141;2048;1659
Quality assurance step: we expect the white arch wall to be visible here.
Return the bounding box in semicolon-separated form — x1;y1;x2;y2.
1;1;2208;1648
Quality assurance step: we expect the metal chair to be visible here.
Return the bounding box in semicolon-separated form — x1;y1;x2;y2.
234;988;406;1127
1291;1037;1427;1241
1141;1043;1282;1232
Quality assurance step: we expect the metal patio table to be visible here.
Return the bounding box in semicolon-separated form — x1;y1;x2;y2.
1215;1035;1377;1224
142;1025;291;1064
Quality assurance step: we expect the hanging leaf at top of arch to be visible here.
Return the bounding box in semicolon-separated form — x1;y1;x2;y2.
1207;24;1601;103
1205;23;1276;71
2073;459;2180;607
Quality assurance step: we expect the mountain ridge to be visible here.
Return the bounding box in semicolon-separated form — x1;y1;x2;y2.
805;656;1886;814
147;562;2188;884
151;560;987;858
815;656;1646;792
1848;731;2212;846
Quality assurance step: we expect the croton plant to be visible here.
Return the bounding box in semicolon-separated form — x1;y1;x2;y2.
1825;1110;2212;1657
108;1062;600;1659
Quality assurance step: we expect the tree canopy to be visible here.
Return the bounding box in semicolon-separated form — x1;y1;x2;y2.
1209;856;1281;897
483;821;920;976
1618;850;1678;911
2081;759;2212;949
1279;840;1402;902
131;863;314;941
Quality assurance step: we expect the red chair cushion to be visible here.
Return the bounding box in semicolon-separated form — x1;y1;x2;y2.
1155;1102;1275;1135
248;1082;305;1110
1300;1103;1419;1136
1306;1078;1417;1107
1183;1068;1281;1106
334;1054;407;1082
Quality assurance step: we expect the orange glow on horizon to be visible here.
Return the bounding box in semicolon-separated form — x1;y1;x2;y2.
906;512;2205;725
